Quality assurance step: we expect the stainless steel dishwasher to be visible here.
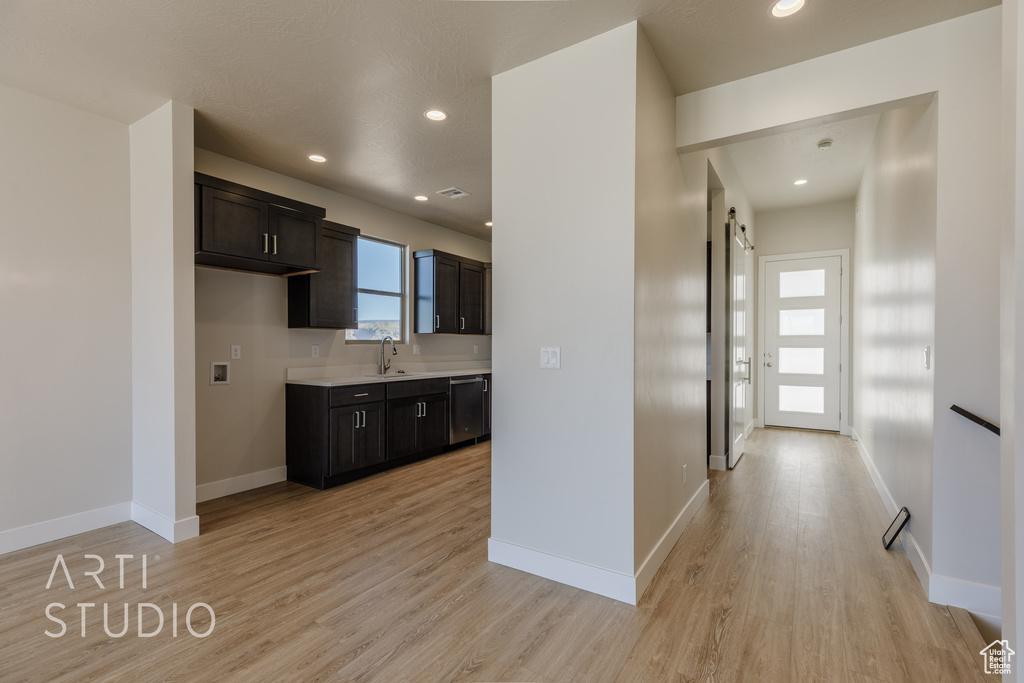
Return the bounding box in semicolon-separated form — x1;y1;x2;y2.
449;376;485;444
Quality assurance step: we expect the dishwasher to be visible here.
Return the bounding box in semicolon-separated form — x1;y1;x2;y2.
449;376;485;444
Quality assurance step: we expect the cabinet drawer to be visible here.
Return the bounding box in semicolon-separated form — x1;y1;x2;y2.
330;384;385;407
386;378;449;400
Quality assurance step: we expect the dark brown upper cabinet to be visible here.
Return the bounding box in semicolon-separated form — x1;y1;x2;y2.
194;173;325;276
288;221;359;329
414;250;489;335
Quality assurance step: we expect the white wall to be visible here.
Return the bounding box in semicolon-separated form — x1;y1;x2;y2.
1002;0;1024;659
632;31;708;575
677;8;1002;615
0;83;134;551
753;199;856;419
130;101;198;542
854;101;938;582
491;24;638;581
193;150;491;490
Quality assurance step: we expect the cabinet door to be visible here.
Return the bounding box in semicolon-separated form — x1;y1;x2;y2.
201;187;269;260
310;228;357;328
434;257;460;333
387;397;421;460
357;402;386;468
269;204;320;269
329;405;361;475
459;263;486;335
419;394;449;451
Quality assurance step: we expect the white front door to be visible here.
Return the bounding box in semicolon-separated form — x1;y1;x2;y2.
727;221;753;468
764;256;842;431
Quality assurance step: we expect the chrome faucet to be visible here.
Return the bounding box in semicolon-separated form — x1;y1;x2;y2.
380;336;397;375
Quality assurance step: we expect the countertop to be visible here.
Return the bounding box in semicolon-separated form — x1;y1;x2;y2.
286;367;491;388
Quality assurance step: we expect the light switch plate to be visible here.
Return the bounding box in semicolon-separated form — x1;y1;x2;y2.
540;346;561;369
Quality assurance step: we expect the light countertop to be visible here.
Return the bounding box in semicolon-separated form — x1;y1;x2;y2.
286;367;491;388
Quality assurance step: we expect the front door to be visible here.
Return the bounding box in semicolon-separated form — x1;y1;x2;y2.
764;256;842;431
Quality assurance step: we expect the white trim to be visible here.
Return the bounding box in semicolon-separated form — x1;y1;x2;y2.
0;502;131;555
488;538;636;604
758;249;850;435
489;479;711;605
131;502;199;543
851;428;1001;618
196;466;288;503
745;419;756;439
709;455;727;471
635;479;711;600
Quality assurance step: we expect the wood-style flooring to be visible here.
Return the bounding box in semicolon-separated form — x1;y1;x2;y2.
0;429;989;681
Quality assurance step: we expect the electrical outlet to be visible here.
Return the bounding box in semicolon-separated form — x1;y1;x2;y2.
682;464;688;484
413;344;421;356
473;344;479;354
312;345;319;358
231;345;241;360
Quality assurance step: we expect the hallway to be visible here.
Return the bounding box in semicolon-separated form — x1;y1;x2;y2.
0;430;987;681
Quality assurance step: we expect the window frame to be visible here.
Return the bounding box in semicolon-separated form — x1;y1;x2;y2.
345;235;407;344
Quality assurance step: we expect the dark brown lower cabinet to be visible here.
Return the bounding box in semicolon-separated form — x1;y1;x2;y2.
286;377;450;490
329;402;385;475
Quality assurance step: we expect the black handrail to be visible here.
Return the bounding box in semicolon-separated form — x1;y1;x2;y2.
950;405;1000;436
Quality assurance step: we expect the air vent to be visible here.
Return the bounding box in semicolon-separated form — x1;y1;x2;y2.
436;187;471;200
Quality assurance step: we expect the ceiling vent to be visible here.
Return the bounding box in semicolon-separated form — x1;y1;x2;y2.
436;187;471;200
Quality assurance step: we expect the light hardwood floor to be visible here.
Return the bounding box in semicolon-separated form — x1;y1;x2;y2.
1;429;989;682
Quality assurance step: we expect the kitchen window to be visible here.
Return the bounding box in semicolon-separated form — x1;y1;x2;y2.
345;236;406;342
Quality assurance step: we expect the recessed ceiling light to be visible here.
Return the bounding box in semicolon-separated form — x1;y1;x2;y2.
414;195;429;201
485;221;493;227
424;110;447;121
794;179;808;186
308;154;327;163
771;0;805;18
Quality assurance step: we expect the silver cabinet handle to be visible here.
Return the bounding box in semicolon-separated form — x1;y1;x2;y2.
436;315;440;329
263;233;269;254
353;393;369;398
361;410;366;428
483;379;488;392
461;317;465;330
416;402;421;418
272;234;278;255
422;402;426;417
353;412;358;429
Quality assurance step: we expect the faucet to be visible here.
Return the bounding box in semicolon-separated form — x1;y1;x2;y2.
380;336;397;375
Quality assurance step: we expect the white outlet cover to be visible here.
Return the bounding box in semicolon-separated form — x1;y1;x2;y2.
413;344;421;356
231;345;241;360
312;345;320;358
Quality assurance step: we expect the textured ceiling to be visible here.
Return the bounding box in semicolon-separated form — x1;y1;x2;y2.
0;0;998;241
725;113;882;213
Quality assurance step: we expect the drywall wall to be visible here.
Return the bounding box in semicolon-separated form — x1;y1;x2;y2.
193;150;491;491
130;101;198;542
491;23;638;581
632;30;708;575
853;101;938;584
676;7;1002;615
0;83;133;549
1001;0;1024;658
753;199;856;419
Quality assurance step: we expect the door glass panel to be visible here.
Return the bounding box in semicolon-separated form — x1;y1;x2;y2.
779;309;825;336
779;269;826;298
778;347;825;375
778;385;825;414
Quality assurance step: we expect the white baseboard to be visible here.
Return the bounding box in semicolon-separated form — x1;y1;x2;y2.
0;502;132;555
196;466;287;503
131;502;199;543
635;479;710;601
709;455;727;471
489;478;711;606
850;428;1001;618
745;420;756;438
488;538;637;604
